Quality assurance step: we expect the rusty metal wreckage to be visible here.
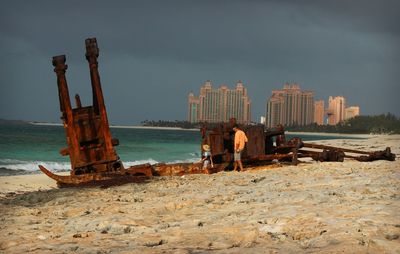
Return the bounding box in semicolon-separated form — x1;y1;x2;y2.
38;38;396;187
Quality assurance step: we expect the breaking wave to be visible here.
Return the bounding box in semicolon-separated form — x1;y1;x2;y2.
0;159;71;173
123;159;160;167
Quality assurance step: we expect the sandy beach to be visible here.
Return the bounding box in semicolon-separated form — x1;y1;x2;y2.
0;135;399;253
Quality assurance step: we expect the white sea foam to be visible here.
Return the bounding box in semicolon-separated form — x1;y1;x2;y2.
123;159;160;167
124;157;199;166
0;160;71;172
169;158;199;164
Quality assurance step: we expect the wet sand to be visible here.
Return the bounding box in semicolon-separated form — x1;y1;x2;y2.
0;135;399;253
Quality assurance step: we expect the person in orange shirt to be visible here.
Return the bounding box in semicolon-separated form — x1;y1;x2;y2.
233;125;248;172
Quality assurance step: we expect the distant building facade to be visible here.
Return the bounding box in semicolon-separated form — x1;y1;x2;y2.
266;83;314;128
314;100;325;125
327;96;346;125
188;92;200;123
188;80;251;124
345;106;360;120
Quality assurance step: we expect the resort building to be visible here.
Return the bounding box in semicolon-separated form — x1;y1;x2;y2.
314;100;325;125
345;106;360;120
327;96;346;125
265;83;314;128
188;92;200;123
187;80;252;124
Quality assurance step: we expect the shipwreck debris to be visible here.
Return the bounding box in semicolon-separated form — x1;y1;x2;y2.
39;38;152;187
301;143;396;162
39;38;396;188
201;120;396;166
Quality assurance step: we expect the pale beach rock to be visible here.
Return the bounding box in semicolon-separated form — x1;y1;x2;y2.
37;235;46;240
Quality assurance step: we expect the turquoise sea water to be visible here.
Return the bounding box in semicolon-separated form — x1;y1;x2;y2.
0;123;357;175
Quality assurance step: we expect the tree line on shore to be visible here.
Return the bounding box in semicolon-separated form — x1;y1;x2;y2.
141;120;200;129
285;113;400;134
141;113;400;134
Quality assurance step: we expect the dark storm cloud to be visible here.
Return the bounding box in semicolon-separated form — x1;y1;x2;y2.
2;0;397;65
1;0;399;124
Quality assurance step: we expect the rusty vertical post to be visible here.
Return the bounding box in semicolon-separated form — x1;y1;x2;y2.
291;147;299;165
85;38;115;159
52;55;80;167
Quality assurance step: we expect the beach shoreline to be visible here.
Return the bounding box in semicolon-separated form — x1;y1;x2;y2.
110;125;199;131
1;135;399;253
285;131;374;138
30;121;389;137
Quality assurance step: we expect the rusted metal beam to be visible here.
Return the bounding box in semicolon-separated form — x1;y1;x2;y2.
299;146;395;162
354;147;395;161
303;143;371;155
85;38;115;158
53;55;81;166
298;149;344;162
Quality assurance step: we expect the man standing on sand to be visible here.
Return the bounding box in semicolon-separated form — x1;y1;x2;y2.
233;125;248;172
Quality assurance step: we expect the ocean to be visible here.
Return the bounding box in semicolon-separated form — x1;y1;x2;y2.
0;123;357;176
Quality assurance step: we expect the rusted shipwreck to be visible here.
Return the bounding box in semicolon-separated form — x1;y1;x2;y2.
39;38;396;187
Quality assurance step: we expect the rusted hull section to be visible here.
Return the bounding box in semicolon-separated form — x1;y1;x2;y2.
153;162;229;176
39;164;153;188
39;162;228;187
153;162;203;176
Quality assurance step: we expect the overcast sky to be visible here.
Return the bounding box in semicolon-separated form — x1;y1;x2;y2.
1;0;399;125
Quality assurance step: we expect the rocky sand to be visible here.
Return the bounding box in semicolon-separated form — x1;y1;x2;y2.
0;135;399;253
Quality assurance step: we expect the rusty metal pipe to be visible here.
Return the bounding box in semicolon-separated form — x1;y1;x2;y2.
85;38;115;160
52;55;80;166
299;149;358;159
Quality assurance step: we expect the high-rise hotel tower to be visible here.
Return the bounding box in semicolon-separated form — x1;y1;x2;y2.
314;100;325;125
188;80;251;124
327;96;346;125
266;83;314;128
